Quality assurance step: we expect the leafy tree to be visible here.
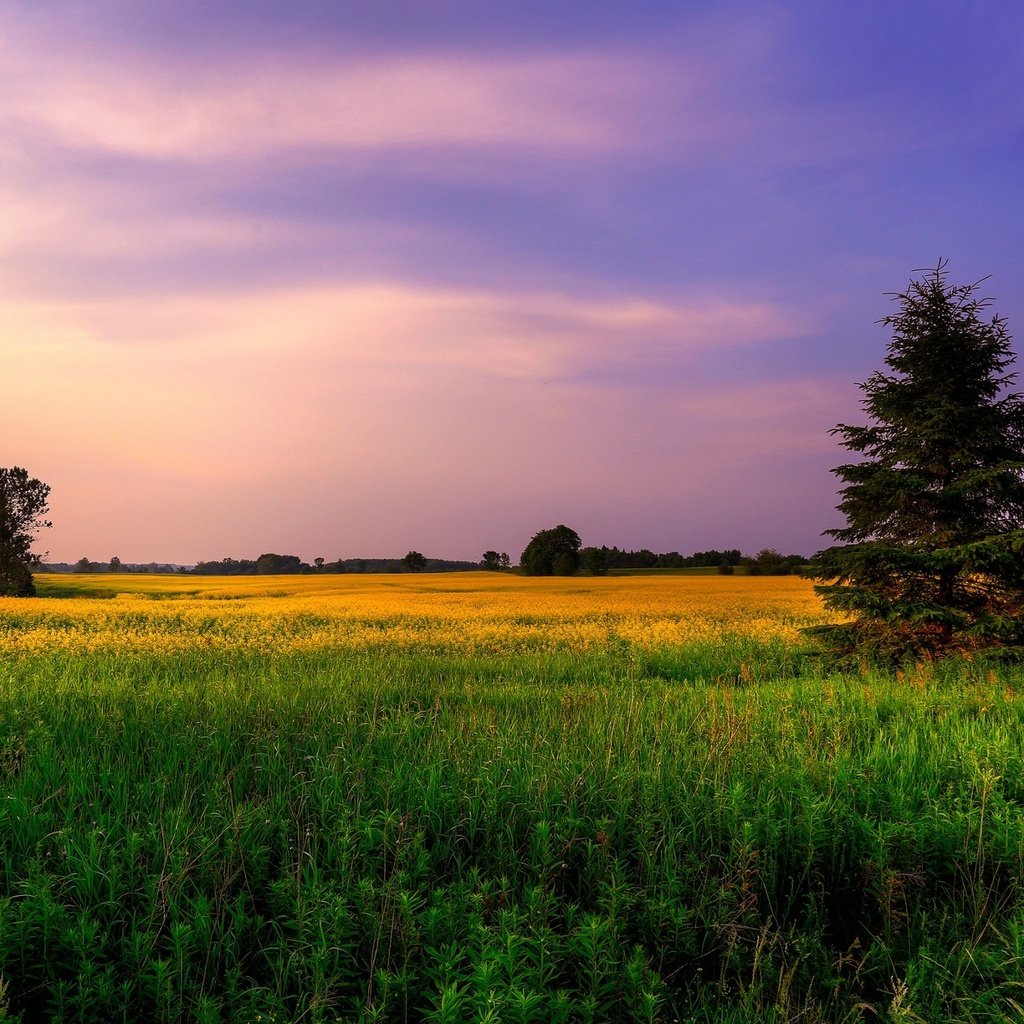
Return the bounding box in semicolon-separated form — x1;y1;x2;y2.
314;557;325;571
481;551;512;571
520;525;581;576
109;556;122;573
744;549;808;576
808;262;1024;660
754;549;789;575
0;467;51;596
74;557;93;574
255;553;305;574
401;550;427;572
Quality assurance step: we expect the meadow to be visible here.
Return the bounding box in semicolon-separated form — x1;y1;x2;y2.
1;573;1023;1023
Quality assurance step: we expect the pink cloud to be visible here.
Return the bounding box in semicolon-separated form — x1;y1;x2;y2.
0;281;810;376
0;7;880;174
0;38;663;161
1;5;997;182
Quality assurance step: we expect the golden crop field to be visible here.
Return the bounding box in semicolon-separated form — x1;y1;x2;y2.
0;571;832;656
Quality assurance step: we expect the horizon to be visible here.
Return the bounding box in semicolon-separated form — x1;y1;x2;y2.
3;2;1022;563
40;542;784;570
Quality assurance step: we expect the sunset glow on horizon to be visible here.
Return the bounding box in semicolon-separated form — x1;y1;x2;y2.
3;1;1022;564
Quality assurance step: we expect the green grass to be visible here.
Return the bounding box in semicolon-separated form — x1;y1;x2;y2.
1;643;1024;1022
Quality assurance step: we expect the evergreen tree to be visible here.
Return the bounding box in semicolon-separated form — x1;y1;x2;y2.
808;262;1024;660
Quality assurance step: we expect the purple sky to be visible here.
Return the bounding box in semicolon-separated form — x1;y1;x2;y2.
2;1;1023;563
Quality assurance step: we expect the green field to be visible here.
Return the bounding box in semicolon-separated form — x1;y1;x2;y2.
1;575;1023;1022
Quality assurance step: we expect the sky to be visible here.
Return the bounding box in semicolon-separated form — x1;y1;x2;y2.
2;1;1023;563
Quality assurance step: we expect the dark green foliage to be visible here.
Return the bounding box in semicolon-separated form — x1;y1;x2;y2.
2;652;1024;1021
0;561;35;597
580;546;610;575
401;550;428;572
809;263;1024;660
552;551;577;576
256;552;308;574
520;525;581;576
744;549;808;576
192;557;259;574
55;559;183;574
587;547;744;570
0;466;51;597
679;549;743;568
480;551;511;571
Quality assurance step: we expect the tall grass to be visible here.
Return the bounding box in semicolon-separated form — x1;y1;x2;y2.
0;577;1022;1021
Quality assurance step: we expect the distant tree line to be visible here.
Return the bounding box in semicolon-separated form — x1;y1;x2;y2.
578;546;745;571
43;557;189;574
515;529;809;577
35;561;190;577
190;553;481;575
41;544;808;579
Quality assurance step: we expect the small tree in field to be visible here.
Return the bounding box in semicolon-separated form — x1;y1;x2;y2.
808;262;1024;661
480;550;512;571
401;550;427;572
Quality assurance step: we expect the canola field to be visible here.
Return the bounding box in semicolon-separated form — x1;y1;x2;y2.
2;572;824;657
2;573;1024;1023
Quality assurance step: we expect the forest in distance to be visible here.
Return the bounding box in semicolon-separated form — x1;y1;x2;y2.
43;544;810;577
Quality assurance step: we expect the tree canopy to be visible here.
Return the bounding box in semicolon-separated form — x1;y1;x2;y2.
808;262;1024;660
481;551;511;571
0;466;52;597
256;553;306;575
520;525;581;576
401;550;427;572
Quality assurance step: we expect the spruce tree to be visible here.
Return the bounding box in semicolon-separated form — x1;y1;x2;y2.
808;262;1024;660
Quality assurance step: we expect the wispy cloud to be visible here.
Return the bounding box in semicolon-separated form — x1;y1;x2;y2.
0;7;901;174
0;37;662;161
0;281;810;382
4;4;1015;182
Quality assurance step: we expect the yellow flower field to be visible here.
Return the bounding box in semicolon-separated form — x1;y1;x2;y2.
0;572;831;656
